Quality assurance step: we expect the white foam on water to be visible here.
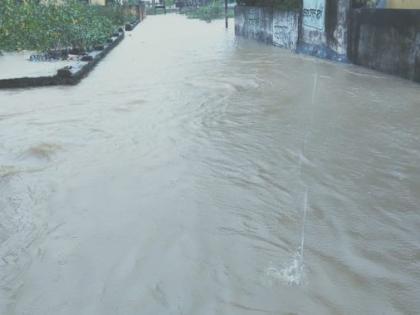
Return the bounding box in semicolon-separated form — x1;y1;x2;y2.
266;189;309;286
266;251;305;286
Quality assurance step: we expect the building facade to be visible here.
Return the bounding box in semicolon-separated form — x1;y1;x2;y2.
377;0;420;9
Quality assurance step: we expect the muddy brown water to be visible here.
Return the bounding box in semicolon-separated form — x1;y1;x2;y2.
1;14;420;315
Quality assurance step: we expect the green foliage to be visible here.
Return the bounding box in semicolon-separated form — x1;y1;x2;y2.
165;0;175;8
184;0;233;21
0;0;135;52
236;0;301;10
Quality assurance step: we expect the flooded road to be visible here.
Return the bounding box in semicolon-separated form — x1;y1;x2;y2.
1;14;420;315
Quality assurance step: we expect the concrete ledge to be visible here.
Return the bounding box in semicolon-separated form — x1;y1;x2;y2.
296;42;347;63
132;19;141;28
0;20;141;89
125;19;140;31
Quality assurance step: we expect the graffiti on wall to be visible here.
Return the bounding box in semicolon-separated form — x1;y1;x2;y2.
247;8;260;27
303;0;325;31
272;12;298;49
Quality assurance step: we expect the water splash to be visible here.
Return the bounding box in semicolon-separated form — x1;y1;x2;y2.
300;189;309;261
266;251;305;286
269;73;317;286
267;189;309;286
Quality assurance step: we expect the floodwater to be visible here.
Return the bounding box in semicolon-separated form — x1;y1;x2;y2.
1;14;420;315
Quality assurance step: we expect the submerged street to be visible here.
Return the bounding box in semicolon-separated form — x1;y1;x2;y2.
1;14;420;315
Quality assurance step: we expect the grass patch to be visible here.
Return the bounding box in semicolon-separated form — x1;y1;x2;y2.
0;0;137;53
183;1;234;22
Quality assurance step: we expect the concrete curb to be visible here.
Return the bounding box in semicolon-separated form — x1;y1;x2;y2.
0;19;140;90
126;19;140;31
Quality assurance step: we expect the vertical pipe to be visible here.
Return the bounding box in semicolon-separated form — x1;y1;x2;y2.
225;0;228;28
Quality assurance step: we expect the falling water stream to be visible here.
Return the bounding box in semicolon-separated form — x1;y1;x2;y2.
1;14;420;315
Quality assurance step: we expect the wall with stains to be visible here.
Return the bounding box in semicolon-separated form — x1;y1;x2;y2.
272;10;300;50
298;0;350;62
234;6;300;50
235;0;350;61
348;9;420;82
234;6;274;44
